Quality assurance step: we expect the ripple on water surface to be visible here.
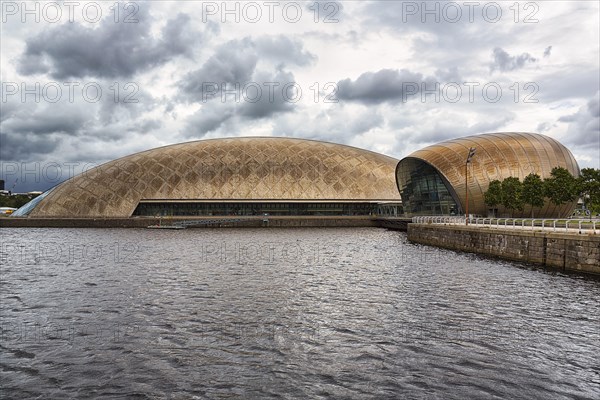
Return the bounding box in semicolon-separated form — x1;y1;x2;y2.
1;227;599;399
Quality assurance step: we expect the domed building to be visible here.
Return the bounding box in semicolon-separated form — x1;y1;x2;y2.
396;132;580;218
13;133;581;221
14;137;401;218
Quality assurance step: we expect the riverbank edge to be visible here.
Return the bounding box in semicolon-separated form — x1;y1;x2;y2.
407;223;600;276
0;216;392;229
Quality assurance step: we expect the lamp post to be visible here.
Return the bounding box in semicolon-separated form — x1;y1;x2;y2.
465;147;476;225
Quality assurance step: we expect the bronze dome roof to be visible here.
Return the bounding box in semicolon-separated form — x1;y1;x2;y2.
29;137;400;217
396;132;580;218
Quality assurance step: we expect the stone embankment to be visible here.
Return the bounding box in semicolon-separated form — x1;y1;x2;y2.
408;223;600;276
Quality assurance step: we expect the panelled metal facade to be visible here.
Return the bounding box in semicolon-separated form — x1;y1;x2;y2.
16;137;401;218
396;132;580;218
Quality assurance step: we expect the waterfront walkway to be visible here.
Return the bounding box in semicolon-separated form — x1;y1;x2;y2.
412;216;600;235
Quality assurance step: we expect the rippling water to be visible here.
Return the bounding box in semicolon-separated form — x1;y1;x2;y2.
1;227;599;399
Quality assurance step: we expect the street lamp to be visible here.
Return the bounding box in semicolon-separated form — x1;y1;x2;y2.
465;147;476;225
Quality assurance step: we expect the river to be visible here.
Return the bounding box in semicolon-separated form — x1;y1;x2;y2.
1;227;598;399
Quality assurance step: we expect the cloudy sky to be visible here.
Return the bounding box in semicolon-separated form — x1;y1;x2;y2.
1;0;599;192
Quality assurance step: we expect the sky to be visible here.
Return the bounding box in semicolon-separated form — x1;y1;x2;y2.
1;0;599;192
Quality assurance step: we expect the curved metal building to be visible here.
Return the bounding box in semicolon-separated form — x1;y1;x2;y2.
396;132;580;218
16;137;400;218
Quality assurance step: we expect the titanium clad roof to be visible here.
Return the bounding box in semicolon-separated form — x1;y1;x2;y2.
29;137;401;217
396;132;580;218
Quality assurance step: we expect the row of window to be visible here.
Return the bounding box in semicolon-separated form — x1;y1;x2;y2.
133;202;379;217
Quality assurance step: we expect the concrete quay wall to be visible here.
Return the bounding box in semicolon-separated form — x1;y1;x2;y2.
407;224;600;276
0;216;379;229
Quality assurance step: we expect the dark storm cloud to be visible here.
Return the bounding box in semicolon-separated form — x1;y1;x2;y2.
336;69;434;104
0;101;18;123
183;104;235;138
0;132;61;161
589;96;600;118
5;113;84;136
18;8;196;79
133;119;162;134
181;68;297;137
179;38;259;100
96;83;164;125
238;69;296;119
0;79;167;164
179;36;315;102
2;104;86;136
490;47;537;72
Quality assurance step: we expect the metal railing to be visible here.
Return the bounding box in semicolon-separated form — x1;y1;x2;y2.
411;216;599;234
412;216;466;224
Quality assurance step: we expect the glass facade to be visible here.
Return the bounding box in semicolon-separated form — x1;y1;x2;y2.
11;189;55;217
396;158;459;216
132;201;379;217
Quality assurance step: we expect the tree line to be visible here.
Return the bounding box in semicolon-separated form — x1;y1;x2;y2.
0;194;40;209
483;167;600;218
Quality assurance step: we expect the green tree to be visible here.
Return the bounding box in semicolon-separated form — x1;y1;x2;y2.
521;173;545;218
501;177;524;217
577;168;600;215
484;180;503;217
544;167;578;206
0;194;38;209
